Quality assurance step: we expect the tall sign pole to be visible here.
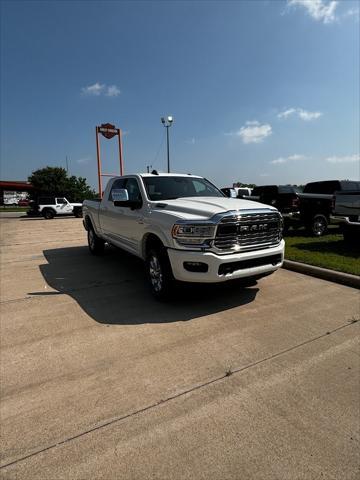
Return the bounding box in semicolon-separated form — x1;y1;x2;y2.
95;123;124;198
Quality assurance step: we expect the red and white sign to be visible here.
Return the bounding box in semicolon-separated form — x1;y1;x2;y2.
98;123;118;139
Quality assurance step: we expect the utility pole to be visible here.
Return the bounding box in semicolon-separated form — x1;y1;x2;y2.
65;155;69;174
161;116;174;173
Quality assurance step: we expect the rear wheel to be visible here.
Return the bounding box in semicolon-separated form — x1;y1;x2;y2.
146;247;175;300
43;209;55;220
88;227;105;255
309;214;328;236
74;208;83;218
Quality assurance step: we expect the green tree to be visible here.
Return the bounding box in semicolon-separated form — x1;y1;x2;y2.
28;167;97;202
233;182;257;189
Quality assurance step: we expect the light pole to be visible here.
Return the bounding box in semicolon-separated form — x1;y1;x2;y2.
161;116;173;173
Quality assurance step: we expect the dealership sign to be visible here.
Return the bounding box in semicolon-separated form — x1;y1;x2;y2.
98;123;118;139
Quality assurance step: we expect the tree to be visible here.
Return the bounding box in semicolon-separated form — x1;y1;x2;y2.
28;167;97;202
233;182;257;189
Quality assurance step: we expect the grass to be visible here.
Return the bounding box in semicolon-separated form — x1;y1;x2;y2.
0;206;29;212
284;229;360;276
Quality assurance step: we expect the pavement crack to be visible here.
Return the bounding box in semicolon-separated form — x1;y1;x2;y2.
1;320;357;471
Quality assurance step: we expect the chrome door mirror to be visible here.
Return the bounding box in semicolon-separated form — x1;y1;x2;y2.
112;189;129;202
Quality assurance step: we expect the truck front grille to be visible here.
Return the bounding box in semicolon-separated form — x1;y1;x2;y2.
214;211;282;251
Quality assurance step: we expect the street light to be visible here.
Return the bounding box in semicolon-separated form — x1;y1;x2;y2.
161;115;174;173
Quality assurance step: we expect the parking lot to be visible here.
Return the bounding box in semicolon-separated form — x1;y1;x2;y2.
1;215;359;479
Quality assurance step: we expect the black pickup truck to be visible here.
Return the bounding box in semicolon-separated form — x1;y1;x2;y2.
299;180;360;236
332;190;360;244
246;185;301;232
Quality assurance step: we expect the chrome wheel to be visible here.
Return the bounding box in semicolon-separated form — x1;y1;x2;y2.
149;254;163;293
312;215;327;236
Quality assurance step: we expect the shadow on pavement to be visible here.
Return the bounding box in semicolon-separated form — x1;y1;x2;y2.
29;246;259;325
20;216;81;221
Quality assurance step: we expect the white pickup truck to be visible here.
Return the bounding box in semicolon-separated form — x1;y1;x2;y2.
83;173;285;299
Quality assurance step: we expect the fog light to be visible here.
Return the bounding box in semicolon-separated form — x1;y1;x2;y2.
183;262;208;273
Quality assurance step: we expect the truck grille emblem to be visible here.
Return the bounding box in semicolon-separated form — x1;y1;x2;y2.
240;224;268;232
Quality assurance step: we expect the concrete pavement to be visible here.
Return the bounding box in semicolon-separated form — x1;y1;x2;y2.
1;216;359;479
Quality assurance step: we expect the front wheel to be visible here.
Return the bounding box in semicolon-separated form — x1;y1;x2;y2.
146;248;175;300
88;228;105;255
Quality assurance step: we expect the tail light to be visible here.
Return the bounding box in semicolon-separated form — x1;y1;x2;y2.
292;197;300;208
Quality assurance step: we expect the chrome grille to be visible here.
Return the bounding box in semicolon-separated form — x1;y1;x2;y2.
214;211;282;251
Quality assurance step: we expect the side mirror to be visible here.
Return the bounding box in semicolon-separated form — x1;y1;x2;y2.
112;189;129;203
112;188;142;209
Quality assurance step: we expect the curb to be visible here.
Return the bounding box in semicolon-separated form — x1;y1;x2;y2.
283;259;360;290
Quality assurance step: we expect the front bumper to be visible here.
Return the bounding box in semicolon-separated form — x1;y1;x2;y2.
167;240;285;283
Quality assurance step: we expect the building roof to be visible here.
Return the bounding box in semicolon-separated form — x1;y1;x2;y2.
0;181;34;190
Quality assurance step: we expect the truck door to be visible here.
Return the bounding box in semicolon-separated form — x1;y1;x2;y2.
55;198;72;214
101;178;144;255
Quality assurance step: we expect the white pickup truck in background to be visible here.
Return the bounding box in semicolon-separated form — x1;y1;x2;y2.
82;173;285;299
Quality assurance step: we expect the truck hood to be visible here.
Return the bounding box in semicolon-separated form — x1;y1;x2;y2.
153;196;277;220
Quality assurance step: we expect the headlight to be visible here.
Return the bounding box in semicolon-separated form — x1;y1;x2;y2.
172;224;216;246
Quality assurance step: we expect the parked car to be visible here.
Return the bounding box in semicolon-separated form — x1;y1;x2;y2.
83;173;285;299
220;187;235;197
299;180;360;236
220;187;253;199
245;185;301;232
18;199;30;207
235;187;253;198
28;197;83;219
332;190;360;244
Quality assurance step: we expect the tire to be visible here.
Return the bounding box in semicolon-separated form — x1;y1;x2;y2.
146;247;175;300
43;209;55;220
87;227;105;255
74;208;83;218
309;214;328;237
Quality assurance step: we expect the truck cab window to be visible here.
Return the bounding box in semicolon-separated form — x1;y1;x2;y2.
124;178;142;202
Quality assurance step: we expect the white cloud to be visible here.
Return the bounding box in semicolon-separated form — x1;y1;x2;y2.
81;82;121;97
277;108;297;119
227;121;272;144
76;157;91;164
270;154;306;165
287;0;338;24
277;107;323;121
298;109;322;120
260;173;271;177
106;85;121;97
343;7;359;20
326;154;360;164
185;137;196;145
81;82;105;96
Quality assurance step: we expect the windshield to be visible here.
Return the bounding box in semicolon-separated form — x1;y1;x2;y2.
143;176;224;201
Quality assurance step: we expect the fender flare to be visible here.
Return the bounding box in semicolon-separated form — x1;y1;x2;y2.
141;229;170;260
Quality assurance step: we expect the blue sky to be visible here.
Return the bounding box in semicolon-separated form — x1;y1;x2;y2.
1;0;359;189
